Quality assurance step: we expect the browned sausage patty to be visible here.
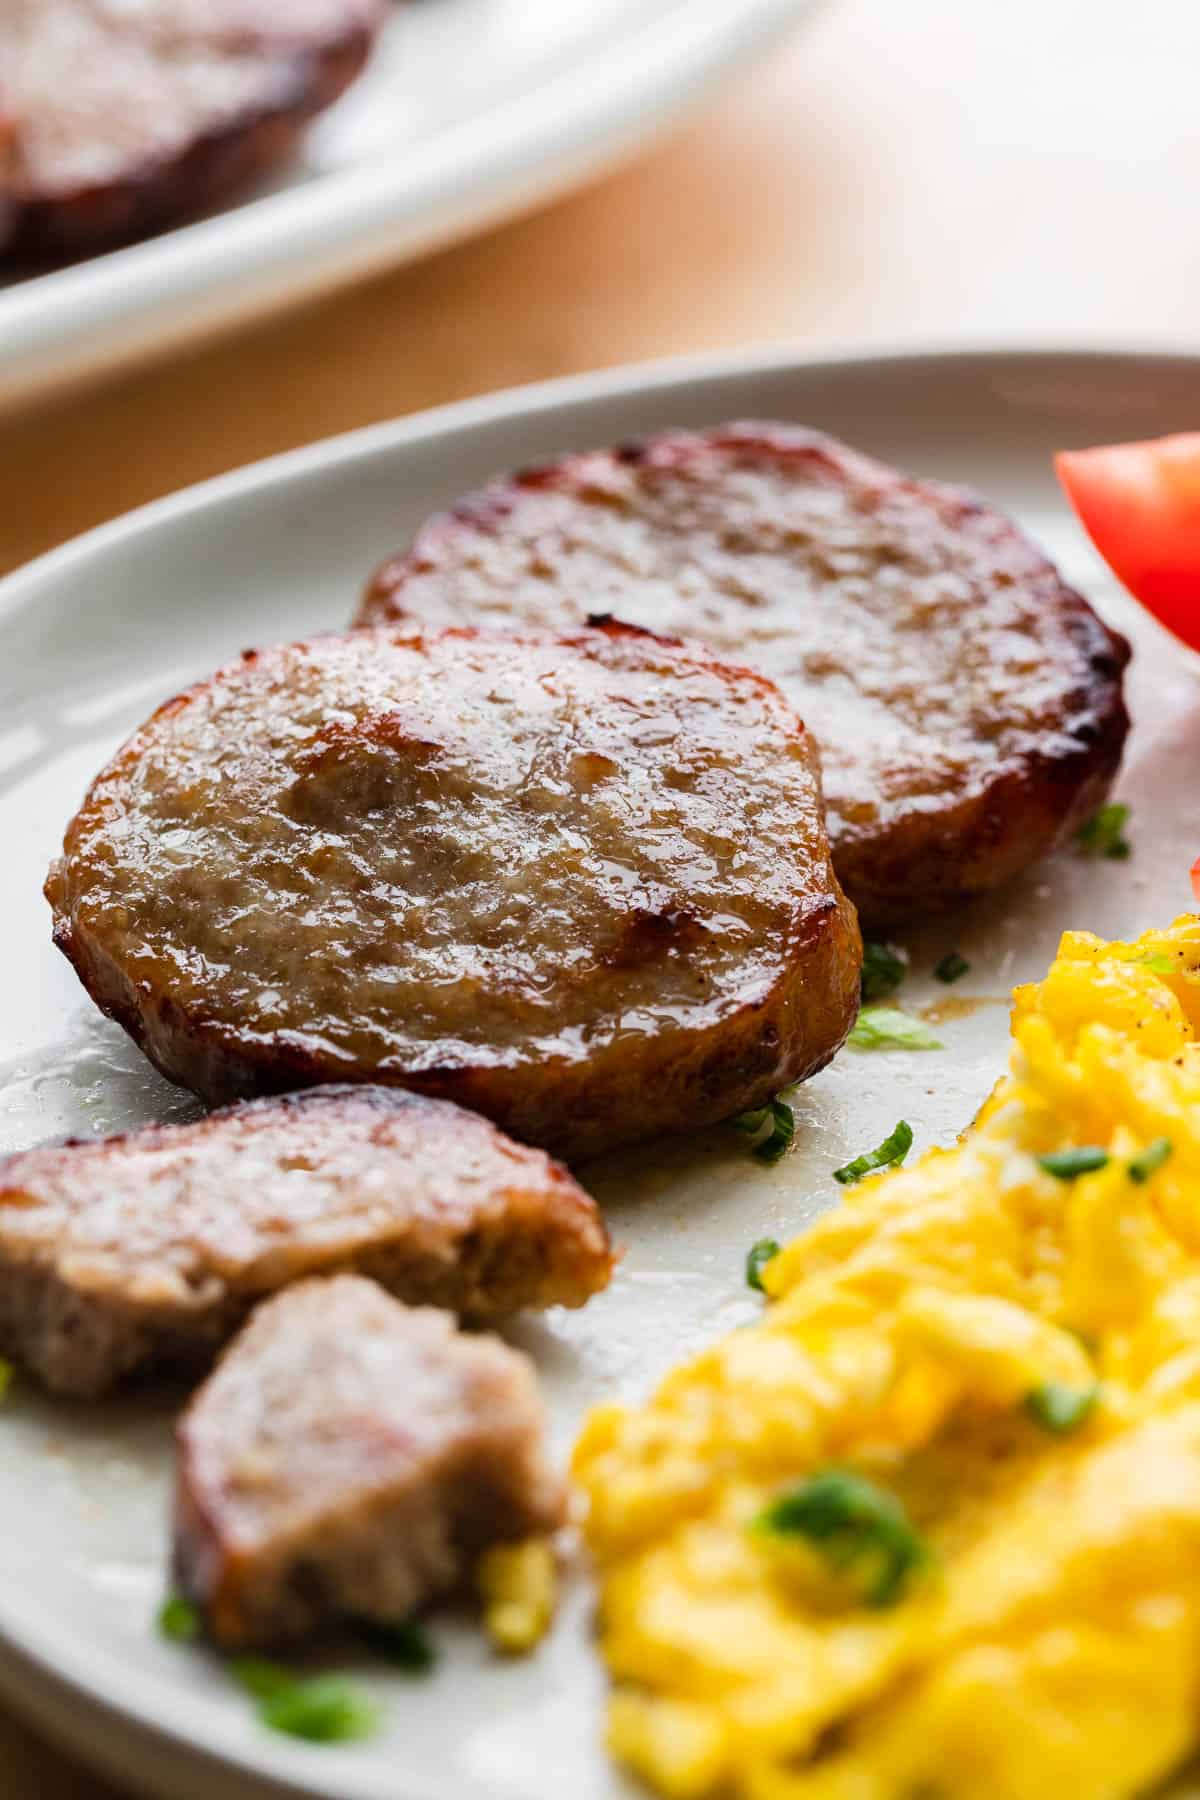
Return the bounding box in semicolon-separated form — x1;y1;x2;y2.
0;1086;612;1398
359;424;1131;927
1;0;383;260
174;1275;564;1647
46;622;861;1162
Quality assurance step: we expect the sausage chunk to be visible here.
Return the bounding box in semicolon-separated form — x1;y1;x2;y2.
0;1086;612;1399
0;0;383;260
173;1275;564;1647
47;622;861;1162
359;424;1131;927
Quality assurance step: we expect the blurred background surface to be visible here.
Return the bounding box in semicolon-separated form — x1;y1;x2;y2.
6;0;1199;581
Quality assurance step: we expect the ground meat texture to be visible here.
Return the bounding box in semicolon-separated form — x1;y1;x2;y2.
358;424;1131;928
46;621;861;1162
0;1087;612;1399
173;1275;565;1647
0;0;383;259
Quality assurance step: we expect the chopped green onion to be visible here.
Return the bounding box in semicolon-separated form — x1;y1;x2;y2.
158;1592;202;1644
732;1098;795;1165
1135;954;1176;975
357;1616;435;1673
230;1660;380;1743
1025;1382;1098;1434
1129;1137;1173;1184
1037;1147;1109;1180
933;951;970;984
745;1238;782;1293
258;1677;379;1744
834;1120;914;1187
848;1007;942;1052
861;941;908;1002
1075;802;1131;860
755;1102;794;1164
229;1659;298;1701
752;1469;930;1608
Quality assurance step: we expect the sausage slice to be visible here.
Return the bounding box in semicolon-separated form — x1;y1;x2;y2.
0;1086;611;1398
47;622;861;1161
173;1275;564;1647
0;0;383;260
358;424;1131;926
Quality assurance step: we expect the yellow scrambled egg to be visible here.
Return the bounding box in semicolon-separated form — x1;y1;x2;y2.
573;915;1200;1800
479;1538;558;1653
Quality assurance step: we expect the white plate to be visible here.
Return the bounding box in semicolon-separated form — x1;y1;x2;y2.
0;0;816;409
2;345;1200;1800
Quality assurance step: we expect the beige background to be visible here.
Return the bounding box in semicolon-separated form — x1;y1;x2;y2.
4;0;1199;1790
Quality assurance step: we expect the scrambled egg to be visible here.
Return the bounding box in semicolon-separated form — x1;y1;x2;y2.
479;1538;558;1653
573;916;1200;1800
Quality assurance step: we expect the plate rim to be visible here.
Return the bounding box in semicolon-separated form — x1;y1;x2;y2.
3;337;1200;1800
9;335;1200;615
0;0;816;410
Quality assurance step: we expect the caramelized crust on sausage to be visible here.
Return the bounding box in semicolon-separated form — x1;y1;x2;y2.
46;622;861;1161
359;424;1130;926
0;1086;612;1397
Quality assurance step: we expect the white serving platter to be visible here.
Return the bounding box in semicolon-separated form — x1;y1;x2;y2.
0;0;817;409
1;345;1199;1800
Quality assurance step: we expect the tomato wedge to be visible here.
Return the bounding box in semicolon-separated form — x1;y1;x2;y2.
1192;854;1200;906
1056;433;1200;650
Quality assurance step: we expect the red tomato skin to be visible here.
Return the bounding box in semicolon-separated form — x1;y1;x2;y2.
1192;854;1200;906
1056;436;1200;651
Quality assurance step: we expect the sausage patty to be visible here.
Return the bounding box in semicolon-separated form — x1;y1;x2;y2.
46;622;861;1162
1;0;383;260
359;424;1131;927
174;1275;564;1647
0;1086;612;1398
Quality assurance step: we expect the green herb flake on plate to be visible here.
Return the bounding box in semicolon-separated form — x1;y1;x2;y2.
848;1008;942;1052
834;1120;914;1186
